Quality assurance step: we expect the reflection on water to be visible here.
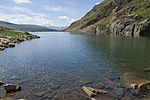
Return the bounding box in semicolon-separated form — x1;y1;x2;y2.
0;32;150;100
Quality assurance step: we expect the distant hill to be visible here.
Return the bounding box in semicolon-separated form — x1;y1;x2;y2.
66;0;150;37
0;21;56;32
48;26;68;30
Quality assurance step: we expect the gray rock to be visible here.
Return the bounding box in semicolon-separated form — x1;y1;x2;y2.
4;84;21;93
0;47;5;51
8;43;15;47
138;82;150;96
114;88;124;96
0;81;4;85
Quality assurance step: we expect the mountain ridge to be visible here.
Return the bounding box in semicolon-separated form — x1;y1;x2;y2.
66;0;150;37
0;21;56;32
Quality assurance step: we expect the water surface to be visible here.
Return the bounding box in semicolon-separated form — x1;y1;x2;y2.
0;32;150;100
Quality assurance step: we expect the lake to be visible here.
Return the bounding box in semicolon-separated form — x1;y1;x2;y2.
0;32;150;100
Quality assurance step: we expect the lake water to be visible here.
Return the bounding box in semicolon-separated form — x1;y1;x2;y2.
0;32;150;100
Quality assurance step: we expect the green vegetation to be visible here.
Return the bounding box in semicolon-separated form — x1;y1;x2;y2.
66;0;150;36
0;28;40;43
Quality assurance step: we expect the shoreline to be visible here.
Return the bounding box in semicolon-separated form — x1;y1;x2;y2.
0;30;40;51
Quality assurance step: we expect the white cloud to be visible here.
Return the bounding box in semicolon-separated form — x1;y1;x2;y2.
59;16;69;20
0;13;53;26
0;6;53;26
45;6;63;12
59;16;76;24
12;0;32;4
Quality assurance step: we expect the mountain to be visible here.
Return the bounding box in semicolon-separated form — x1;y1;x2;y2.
66;0;150;37
0;21;56;32
48;26;68;30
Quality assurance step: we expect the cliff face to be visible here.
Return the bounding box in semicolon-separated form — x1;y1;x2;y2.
66;0;150;37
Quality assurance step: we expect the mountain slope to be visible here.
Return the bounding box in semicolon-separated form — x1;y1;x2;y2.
66;0;150;37
0;21;56;32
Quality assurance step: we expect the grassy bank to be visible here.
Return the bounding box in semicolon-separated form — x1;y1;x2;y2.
0;27;40;51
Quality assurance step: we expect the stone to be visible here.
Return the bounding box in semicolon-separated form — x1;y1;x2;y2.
0;47;5;51
0;81;4;85
82;86;108;97
138;82;150;96
4;84;21;93
8;43;15;47
144;67;150;72
114;88;124;96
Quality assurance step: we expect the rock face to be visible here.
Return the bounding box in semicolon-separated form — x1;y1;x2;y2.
66;0;150;37
4;84;21;93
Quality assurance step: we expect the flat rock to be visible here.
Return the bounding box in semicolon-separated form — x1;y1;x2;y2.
82;86;117;100
4;84;21;93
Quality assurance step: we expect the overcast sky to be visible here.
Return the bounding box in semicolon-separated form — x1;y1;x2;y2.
0;0;103;27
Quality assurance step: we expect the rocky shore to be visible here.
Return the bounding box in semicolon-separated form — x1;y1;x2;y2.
0;29;40;51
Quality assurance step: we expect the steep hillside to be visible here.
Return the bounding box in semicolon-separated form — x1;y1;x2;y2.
66;0;150;37
0;21;56;32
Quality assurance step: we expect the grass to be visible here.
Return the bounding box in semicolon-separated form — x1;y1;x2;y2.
0;29;39;43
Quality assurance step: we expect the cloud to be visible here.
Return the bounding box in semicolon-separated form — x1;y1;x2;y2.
0;13;53;26
12;0;32;4
59;16;76;24
0;6;53;26
45;6;63;12
59;16;69;20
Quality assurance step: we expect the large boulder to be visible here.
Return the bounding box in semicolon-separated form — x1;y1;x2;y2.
4;84;21;93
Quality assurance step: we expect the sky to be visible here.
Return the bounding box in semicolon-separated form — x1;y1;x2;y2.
0;0;103;27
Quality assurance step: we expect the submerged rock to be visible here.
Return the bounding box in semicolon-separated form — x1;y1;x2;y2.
82;86;117;100
144;67;150;72
138;82;150;97
4;84;21;93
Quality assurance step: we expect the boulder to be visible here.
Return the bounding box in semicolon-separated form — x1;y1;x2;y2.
4;84;21;93
8;43;15;47
0;47;5;51
82;86;117;100
0;81;4;85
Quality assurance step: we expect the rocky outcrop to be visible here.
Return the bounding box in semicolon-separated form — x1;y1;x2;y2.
4;84;21;93
66;0;150;37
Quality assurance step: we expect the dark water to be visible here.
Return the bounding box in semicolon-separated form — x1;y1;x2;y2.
0;32;150;100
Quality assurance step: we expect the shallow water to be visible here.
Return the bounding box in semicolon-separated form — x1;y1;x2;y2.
0;32;150;100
